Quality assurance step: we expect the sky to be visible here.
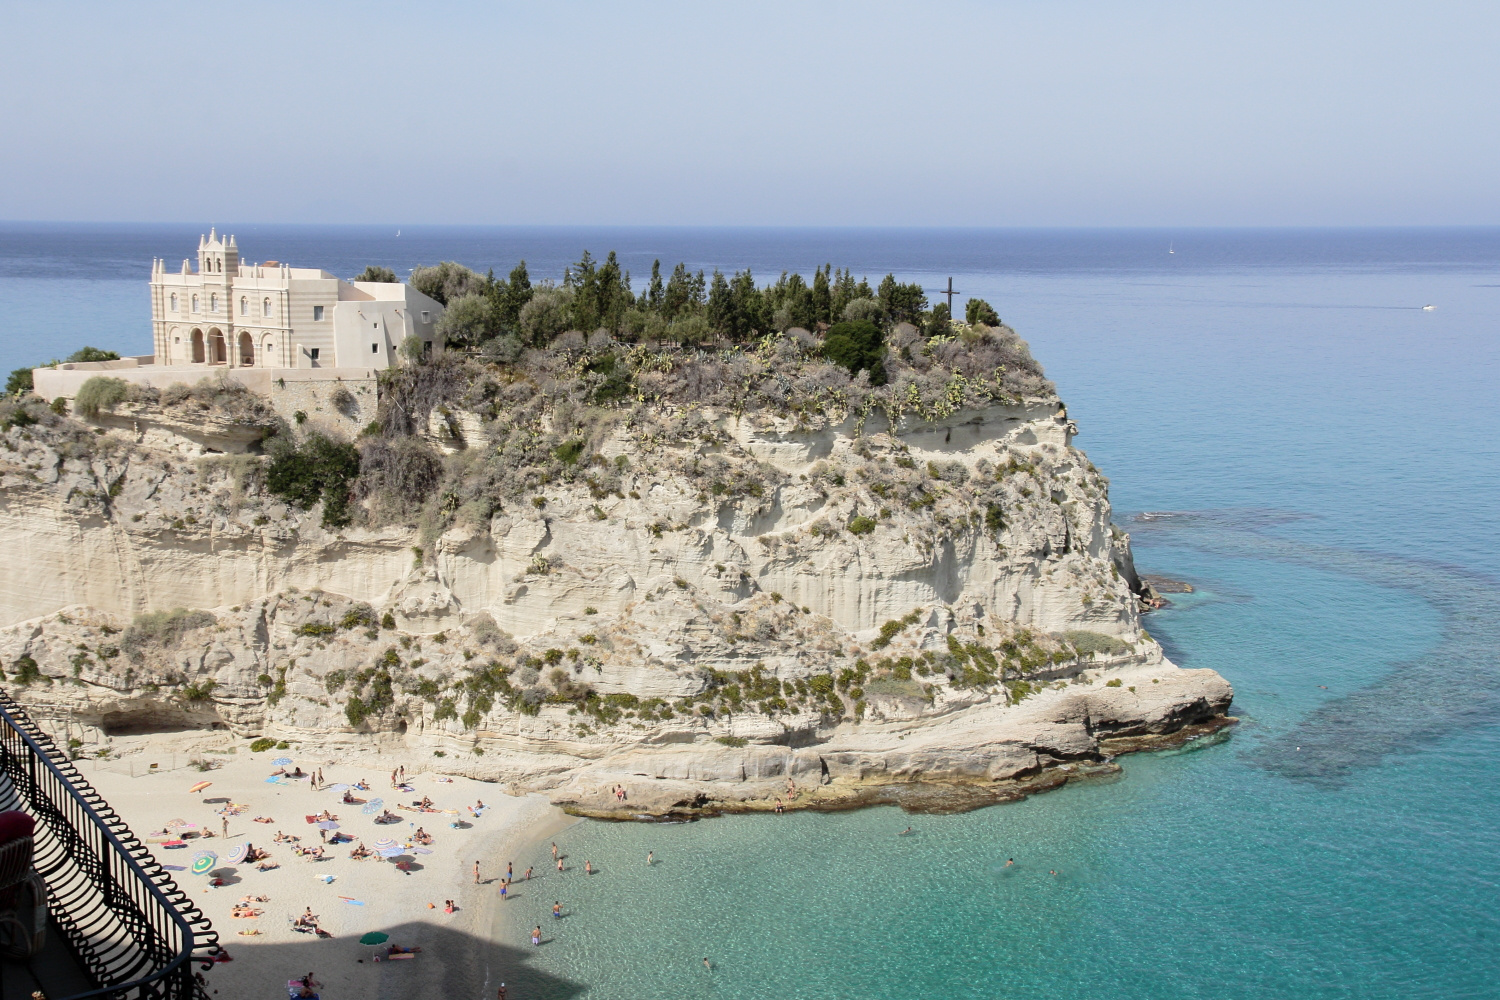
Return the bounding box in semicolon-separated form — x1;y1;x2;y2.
0;1;1496;227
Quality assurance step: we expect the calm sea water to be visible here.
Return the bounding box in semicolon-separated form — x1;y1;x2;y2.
4;224;1498;998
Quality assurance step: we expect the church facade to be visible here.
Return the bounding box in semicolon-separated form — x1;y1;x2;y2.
149;230;443;370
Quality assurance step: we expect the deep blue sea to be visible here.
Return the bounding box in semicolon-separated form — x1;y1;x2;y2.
4;224;1498;998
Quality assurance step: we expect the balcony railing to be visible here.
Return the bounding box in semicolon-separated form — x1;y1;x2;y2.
0;690;216;1000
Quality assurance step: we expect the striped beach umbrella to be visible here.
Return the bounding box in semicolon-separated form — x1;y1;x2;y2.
190;851;218;875
272;757;293;766
372;838;399;851
378;847;405;858
362;798;384;815
225;843;248;865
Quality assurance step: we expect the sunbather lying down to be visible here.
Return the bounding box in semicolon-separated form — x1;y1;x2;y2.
386;944;421;956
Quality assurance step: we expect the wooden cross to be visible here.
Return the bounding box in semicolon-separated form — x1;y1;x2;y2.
935;277;959;315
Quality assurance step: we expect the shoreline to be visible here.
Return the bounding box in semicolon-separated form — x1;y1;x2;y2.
83;733;567;1000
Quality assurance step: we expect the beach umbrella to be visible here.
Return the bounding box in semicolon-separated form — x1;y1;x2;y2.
316;820;339;830
372;837;398;851
377;848;405;859
189;781;212;793
362;798;384;815
325;783;349;792
225;843;248;864
190;851;218;876
408;847;432;855
359;931;389;946
272;757;293;766
165;818;188;829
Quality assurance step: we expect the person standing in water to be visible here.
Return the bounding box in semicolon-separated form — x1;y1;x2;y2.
703;958;712;971
585;860;592;876
524;867;533;881
647;851;653;866
507;862;513;882
531;926;541;946
553;901;562;919
557;857;564;873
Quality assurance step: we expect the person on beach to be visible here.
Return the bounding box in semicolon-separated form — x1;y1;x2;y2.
474;862;480;884
524;867;532;881
221;816;228;839
532;926;541;946
500;882;507;901
507;862;513;881
497;984;506;1000
585;860;592;876
553;901;562;919
551;842;558;859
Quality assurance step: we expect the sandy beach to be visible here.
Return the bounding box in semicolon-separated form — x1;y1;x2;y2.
83;731;574;1000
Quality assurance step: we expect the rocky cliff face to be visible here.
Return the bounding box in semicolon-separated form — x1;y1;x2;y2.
0;372;1232;815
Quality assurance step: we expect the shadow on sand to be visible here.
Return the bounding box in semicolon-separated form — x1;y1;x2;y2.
200;919;586;1000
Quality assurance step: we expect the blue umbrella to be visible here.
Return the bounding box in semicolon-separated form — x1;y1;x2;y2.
272;757;293;766
362;798;384;815
377;847;405;858
316;820;339;830
325;783;350;792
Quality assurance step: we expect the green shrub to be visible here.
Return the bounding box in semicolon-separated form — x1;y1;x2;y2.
11;656;43;685
296;622;336;638
847;515;876;536
75;377;129;418
1105;678;1123;687
714;735;748;747
554;439;585;465
67;346;121;363
345;695;369;726
822;319;885;384
179;678;216;703
249;737;276;752
1063;631;1133;657
985;503;1005;532
266;433;361;528
871;608;923;650
122;609;216;656
340;605;377;631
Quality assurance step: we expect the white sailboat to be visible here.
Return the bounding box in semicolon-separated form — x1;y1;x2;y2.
1168;241;1174;255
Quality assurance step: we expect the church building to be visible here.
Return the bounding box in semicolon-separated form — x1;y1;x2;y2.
148;230;443;370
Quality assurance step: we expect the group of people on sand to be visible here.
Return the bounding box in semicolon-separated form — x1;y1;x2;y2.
412;827;434;846
230;895;266;919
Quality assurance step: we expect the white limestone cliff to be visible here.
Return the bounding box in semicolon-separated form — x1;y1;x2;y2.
0;389;1232;815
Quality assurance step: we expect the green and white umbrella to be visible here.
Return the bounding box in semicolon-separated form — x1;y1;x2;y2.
190;851;218;876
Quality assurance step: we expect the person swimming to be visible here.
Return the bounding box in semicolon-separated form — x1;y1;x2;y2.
899;826;913;836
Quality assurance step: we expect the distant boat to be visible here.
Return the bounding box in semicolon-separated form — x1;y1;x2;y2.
1168;241;1174;254
1422;304;1436;311
396;230;401;237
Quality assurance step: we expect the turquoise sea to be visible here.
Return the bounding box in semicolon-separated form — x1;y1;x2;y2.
3;225;1497;998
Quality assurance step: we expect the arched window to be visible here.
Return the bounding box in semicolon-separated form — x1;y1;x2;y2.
170;293;178;311
210;293;217;313
263;297;271;317
240;296;247;315
191;294;199;313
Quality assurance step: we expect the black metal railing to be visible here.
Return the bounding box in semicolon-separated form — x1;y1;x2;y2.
0;690;216;1000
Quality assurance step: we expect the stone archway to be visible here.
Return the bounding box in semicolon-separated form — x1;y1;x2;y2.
190;329;205;364
208;329;226;365
238;332;254;367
